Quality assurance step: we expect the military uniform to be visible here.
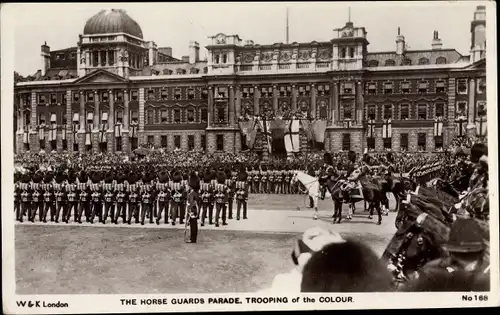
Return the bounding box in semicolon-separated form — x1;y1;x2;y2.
31;182;43;222
114;183;128;224
235;168;249;220
225;169;235;220
20;179;31;222
156;172;170;225
67;183;79;223
170;171;185;225
185;173;201;243
90;182;103;223
103;182;116;224
127;186;140;224
200;172;214;226
78;181;91;222
214;170;229;227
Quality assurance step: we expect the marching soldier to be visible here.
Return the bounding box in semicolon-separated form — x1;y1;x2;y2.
114;178;128;224
67;175;80;223
42;171;56;222
30;171;44;222
156;171;170;225
225;168;235;220
14;173;22;221
214;169;229;227
54;171;68;223
19;174;31;222
235;166;249;220
141;178;154;225
185;172;201;243
261;165;268;194
90;173;103;224
127;185;140;224
200;170;214;226
170;170;185;226
103;175;115;224
252;168;260;194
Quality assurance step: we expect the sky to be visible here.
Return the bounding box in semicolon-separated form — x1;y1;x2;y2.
10;1;483;76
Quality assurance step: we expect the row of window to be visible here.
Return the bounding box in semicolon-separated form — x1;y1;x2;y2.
152;67;207;75
365;80;447;95
345;134;443;151
367;57;448;67
145;135;208;151
241;84;332;99
364;103;445;120
145;108;208;124
145;88;206;101
34;110;140;126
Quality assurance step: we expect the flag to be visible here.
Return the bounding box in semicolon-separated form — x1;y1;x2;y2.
312;120;327;143
247;119;259;149
85;124;92;145
367;119;375;138
62;125;67;141
300;120;314;142
382;119;392;138
38;124;46;140
434;118;443;137
258;118;272;153
115;123;122;138
284;120;300;153
130;122;138;138
48;123;57;141
99;123;107;143
475;116;487;137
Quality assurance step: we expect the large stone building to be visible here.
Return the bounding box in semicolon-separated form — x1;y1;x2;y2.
14;6;487;156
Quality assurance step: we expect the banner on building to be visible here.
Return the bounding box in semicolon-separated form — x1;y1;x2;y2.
258;118;272;153
85;124;92;145
455;115;467;137
382;119;392;138
130;122;139;138
367;119;375;138
284;119;300;153
48;123;58;141
475;116;487;137
23;126;29;144
115;123;122;138
300;120;314;143
312;120;327;143
38;124;46;140
434;117;443;137
99;123;108;143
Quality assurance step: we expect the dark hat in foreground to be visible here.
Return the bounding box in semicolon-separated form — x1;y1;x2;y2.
444;218;485;253
216;170;226;184
173;171;182;183
189;173;201;191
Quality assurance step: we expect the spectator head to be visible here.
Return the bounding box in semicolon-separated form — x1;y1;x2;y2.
470;143;488;163
444;219;485;267
301;239;393;292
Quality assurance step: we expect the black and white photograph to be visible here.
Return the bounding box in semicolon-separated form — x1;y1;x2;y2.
1;1;498;313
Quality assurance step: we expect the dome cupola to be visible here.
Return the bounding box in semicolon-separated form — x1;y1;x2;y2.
83;9;143;39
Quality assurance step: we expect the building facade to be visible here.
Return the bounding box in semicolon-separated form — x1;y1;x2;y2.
14;7;487;156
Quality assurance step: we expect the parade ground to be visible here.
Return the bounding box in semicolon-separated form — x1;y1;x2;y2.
15;194;398;294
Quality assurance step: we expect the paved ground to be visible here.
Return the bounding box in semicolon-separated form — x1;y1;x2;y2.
15;194;398;294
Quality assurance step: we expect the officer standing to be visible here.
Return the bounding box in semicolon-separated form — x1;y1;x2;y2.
235;165;249;220
114;172;128;224
54;171;68;223
225;168;235;220
170;170;184;226
67;173;79;223
31;171;43;222
156;171;170;225
127;185;140;224
185;172;201;243
90;172;104;224
103;175;115;224
20;174;32;223
214;168;229;227
200;170;214;226
141;178;154;225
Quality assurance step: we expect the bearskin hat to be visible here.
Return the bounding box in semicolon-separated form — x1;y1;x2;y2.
22;173;31;183
203;170;212;182
324;152;334;166
225;168;232;178
189;172;201;192
55;171;66;184
348;150;357;164
261;164;268;172
238;168;248;181
173;170;182;183
216;170;226;184
159;171;169;183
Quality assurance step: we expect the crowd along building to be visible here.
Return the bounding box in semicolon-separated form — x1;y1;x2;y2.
14;6;487;157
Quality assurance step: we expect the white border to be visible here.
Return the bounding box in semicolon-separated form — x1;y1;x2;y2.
2;1;499;313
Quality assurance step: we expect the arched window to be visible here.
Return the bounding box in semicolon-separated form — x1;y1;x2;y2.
222;54;227;63
402;58;412;66
340;48;346;58
368;60;379;67
418;57;430;65
436;57;447;64
214;54;220;64
190;68;199;74
385;59;395;66
176;68;185;75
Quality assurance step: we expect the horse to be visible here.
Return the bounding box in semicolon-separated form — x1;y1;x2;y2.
320;175;357;223
290;170;322;220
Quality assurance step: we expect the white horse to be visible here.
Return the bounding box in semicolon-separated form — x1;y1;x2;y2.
291;170;330;220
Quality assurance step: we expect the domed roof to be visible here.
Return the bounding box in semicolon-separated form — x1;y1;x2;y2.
83;9;143;39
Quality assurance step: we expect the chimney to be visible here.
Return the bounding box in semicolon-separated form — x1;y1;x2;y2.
431;30;443;50
159;47;172;57
395;27;405;55
41;42;51;76
189;41;200;64
147;41;158;66
181;56;189;63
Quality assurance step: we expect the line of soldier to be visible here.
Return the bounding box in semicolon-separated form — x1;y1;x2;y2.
14;165;249;228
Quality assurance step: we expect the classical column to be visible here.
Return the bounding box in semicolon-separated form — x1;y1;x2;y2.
253;85;259;115
235;85;241;120
66;90;73;150
79;91;85;131
122;89;130;153
291;85;297;110
208;86;213;127
356;81;364;124
97;50;102;66
229;86;235;125
17;95;23;132
123;90;129;130
108;90;114;131
138;88;145;145
310;84;316;119
332;81;339;125
272;85;278;113
30;92;37;130
94;90;99;128
468;79;476;124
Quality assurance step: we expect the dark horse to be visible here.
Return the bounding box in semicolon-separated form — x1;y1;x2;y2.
320;168;385;225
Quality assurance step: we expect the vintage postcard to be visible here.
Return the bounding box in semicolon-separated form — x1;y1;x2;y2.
1;1;498;313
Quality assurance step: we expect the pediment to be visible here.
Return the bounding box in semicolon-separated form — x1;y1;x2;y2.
73;69;129;84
